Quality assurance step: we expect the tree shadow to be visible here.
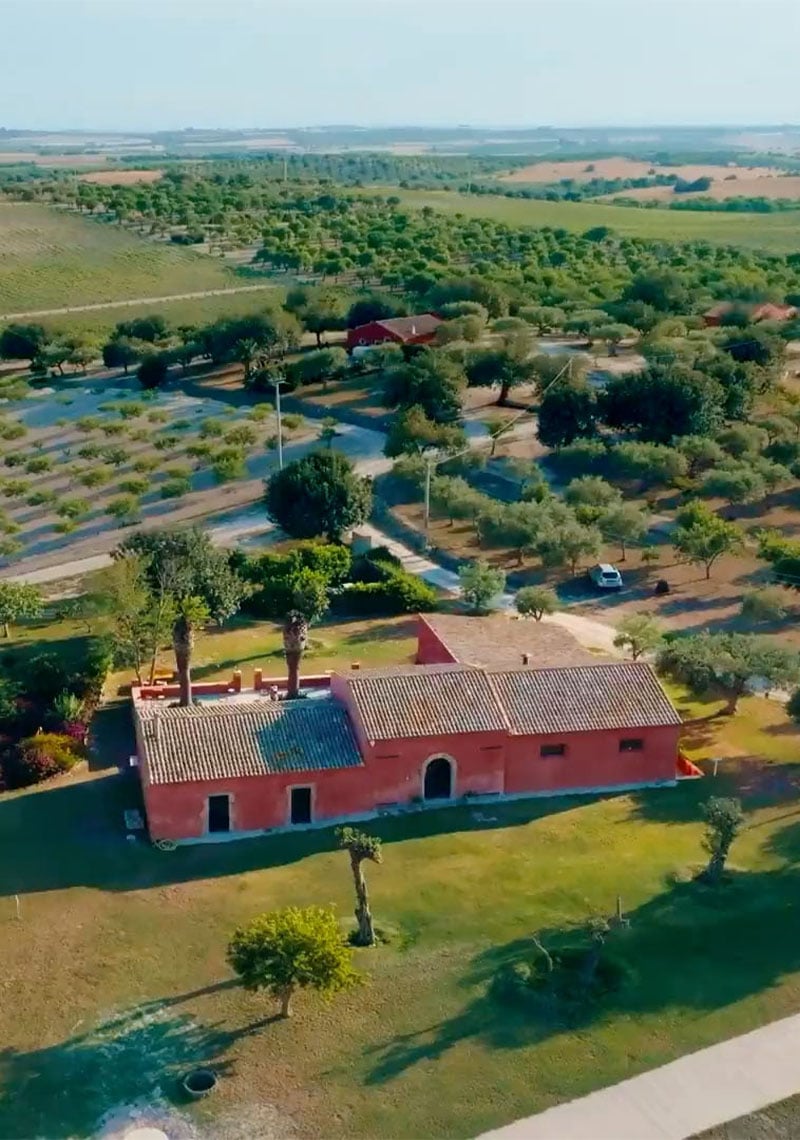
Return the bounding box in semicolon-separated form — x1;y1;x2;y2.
0;1004;243;1139
363;863;800;1086
0;774;587;897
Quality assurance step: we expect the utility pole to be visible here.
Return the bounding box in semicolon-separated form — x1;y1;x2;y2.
423;454;434;548
271;377;287;470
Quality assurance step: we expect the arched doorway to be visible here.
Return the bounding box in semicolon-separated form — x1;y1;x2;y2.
423;756;453;801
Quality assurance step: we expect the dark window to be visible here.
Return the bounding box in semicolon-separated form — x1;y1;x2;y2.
619;738;644;753
290;786;312;825
207;794;230;833
540;743;566;758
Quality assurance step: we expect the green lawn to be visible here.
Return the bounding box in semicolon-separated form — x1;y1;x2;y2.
383;189;800;254
0;202;240;314
3;615;800;1138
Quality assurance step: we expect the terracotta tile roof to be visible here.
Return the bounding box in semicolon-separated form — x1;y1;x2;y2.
374;313;442;340
488;662;681;735
342;665;507;741
420;613;601;670
137;698;362;785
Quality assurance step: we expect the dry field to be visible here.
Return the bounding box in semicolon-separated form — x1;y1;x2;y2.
78;169;163;185
499;156;780;184
603;174;800;203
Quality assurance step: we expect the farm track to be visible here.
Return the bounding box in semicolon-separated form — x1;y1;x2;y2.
0;283;276;321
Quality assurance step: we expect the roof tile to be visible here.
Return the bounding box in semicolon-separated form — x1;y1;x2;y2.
137;698;362;785
488;662;681;735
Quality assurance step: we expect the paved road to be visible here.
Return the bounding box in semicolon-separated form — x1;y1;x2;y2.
478;1010;800;1140
0;283;276;321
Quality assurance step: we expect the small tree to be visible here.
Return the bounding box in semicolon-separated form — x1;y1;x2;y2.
515;585;557;621
336;826;383;947
672;503;743;580
613;613;663;660
265;451;372;542
137;353;170;390
0;582;43;638
599;502;649;561
702;797;744;884
282;609;308;700
226;906;359;1018
319;416;340;448
484;416;512;457
459;560;506;613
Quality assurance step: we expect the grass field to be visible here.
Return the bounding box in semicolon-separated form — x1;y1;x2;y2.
36;288;280;338
3;613;800;1138
0;202;240;314
384;189;800;254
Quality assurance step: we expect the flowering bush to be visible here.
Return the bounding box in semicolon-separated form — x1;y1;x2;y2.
4;732;85;789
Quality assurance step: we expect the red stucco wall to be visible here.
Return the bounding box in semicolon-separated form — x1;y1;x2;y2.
504;723;680;795
415;616;458;665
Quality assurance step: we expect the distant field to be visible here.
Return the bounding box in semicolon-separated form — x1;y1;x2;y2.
0;202;239;314
0;153;109;167
499;156;780;184
78;169;163;185
603;174;800;203
383;189;800;254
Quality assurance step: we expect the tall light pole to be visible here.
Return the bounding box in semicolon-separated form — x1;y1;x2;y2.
271;376;287;470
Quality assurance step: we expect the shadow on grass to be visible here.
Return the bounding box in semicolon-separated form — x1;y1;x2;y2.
0;989;280;1140
0;775;589;897
364;863;800;1085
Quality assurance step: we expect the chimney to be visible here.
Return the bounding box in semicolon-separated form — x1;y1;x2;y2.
522;652;531;666
351;662;361;671
411;323;416;336
254;668;263;691
154;714;162;744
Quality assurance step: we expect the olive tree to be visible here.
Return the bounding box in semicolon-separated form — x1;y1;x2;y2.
336;827;383;947
227;906;359;1018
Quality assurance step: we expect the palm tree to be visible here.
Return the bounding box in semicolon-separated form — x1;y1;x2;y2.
282;609;308;700
336;827;383;946
234;338;260;384
172;596;210;707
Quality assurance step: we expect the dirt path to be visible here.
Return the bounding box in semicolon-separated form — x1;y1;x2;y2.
0;284;276;321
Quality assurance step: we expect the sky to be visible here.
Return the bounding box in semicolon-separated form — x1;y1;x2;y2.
1;0;798;132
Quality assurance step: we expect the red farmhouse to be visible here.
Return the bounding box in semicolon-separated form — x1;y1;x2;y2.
346;313;442;351
702;301;797;327
133;614;685;843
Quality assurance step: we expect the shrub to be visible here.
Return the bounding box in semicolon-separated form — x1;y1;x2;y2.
101;446;129;467
154;434;179;451
77;443;103;460
146;409;169;424
4;732;84;788
160;477;191;499
225;424;257;447
54;520;77;534
492;944;633;1011
100;421;126;437
0;423;26;441
25;487;56;506
78;466;114;488
249;402;274;421
186;442;212;461
282;413;304;431
2;479;28;498
107;495;141;524
199;417;224;438
133;456;159;474
76;416;102;432
24;455;52;475
212;449;246;483
119;476;150;496
117;401;145;420
163;463;192;480
3;453;23;468
332;571;436;616
0;538;22;558
56;497;91;520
